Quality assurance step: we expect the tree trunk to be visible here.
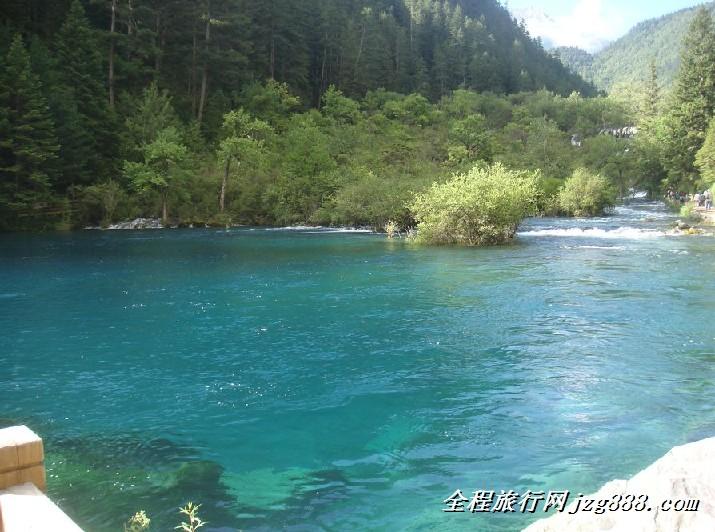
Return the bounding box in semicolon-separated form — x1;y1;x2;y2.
127;0;134;35
197;0;211;124
108;0;117;108
269;0;276;79
220;158;231;213
409;2;414;51
355;20;366;79
190;27;198;115
154;11;163;79
320;38;327;105
162;191;168;224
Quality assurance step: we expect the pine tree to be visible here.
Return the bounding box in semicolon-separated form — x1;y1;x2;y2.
663;8;715;185
0;34;60;227
643;60;660;120
55;0;119;186
695;116;715;186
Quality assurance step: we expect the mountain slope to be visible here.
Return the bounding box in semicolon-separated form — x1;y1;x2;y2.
554;2;715;92
1;0;595;107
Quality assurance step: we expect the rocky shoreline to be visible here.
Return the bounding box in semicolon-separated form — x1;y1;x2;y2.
524;437;715;531
84;218;375;232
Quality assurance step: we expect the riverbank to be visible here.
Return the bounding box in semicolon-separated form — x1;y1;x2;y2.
695;206;715;225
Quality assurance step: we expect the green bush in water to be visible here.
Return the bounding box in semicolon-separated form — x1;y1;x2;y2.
409;162;538;246
558;168;616;217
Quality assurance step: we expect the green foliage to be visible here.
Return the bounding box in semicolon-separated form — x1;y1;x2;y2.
497;115;573;180
124;510;151;532
9;0;712;230
0;0;616;231
55;0;117;183
123;503;206;532
383;94;435;126
578;135;636;196
315;168;415;229
79;181;130;226
123;127;189;222
558;168;617;217
0;34;59;229
662;8;715;185
322;86;361;125
269;120;337;224
679;203;701;222
695;116;715;187
176;502;205;532
123;83;180;158
409;163;539;246
240;80;301;130
216;109;273;213
449;114;493;163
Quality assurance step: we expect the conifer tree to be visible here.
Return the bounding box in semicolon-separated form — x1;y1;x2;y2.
663;8;715;185
643;60;660;121
55;0;118;185
695;116;715;186
0;34;59;227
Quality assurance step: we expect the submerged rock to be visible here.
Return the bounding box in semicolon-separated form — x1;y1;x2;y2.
524;437;715;531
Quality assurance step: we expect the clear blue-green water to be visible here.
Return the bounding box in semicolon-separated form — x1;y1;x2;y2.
1;202;714;531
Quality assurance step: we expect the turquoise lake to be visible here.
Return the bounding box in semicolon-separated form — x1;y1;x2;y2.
1;202;715;531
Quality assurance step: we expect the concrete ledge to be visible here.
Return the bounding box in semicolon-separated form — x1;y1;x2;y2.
0;426;45;492
0;483;83;531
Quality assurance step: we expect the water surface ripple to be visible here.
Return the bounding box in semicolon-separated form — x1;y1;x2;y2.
1;202;714;531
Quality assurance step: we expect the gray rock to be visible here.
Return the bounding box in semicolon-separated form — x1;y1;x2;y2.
524;437;715;531
106;218;164;230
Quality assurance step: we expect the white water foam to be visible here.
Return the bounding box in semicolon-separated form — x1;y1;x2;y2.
563;245;627;250
518;227;666;240
264;226;374;233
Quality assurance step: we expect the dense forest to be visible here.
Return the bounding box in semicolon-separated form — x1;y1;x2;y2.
0;0;714;232
554;3;715;93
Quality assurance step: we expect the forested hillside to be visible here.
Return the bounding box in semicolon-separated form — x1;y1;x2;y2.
554;2;715;92
0;0;599;230
2;0;592;113
4;1;714;233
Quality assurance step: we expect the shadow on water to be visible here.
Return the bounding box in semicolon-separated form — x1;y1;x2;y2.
0;418;18;429
44;432;353;531
45;433;242;531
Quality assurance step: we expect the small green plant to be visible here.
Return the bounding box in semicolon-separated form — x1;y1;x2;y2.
679;204;702;222
124;510;151;532
176;502;206;532
384;220;400;238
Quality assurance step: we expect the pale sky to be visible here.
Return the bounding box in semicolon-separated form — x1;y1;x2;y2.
505;0;710;52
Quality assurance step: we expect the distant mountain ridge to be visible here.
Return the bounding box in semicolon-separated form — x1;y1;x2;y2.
553;2;715;92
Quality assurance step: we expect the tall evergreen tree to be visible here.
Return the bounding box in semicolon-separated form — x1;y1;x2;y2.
695;116;715;186
643;60;660;121
55;0;118;186
0;34;60;228
663;8;715;186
